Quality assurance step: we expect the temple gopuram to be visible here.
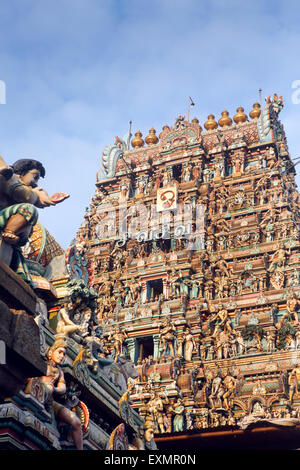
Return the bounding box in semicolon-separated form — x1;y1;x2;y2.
2;93;300;452
0;163;147;450
74;93;300;450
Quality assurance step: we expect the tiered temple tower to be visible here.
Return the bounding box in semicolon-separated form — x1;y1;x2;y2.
76;93;300;449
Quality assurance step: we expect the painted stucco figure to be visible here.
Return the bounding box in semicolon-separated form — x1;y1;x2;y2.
0;156;68;282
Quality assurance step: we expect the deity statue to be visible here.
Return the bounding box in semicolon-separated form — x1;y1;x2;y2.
170;398;185;432
266;330;276;352
85;326;114;369
232;154;244;175
162;168;172;187
213;217;231;234
147;391;169;434
268;243;290;272
252;379;267;396
278;290;300;328
208;371;224;409
235;331;246;355
38;336;83;449
222;370;236;410
289;269;300;287
108;325;128;362
182;163;193;182
268;303;279;324
0;158;68;281
56;302;84;337
158;317;176;357
129;277;141;304
260;203;281;228
286;290;300;325
184;274;202;299
98;276;113;298
203;167;211;183
154;171;162;189
251;401;265;417
192;164;202;182
168;268;182;298
288;364;300;403
215;335;223;360
211;306;232;338
199;341;207;362
183;327;197;361
211;254;231;278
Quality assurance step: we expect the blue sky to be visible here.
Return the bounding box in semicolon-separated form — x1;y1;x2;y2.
0;0;300;249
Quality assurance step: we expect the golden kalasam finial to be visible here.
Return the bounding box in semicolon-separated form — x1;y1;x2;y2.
218;110;232;128
131;130;144;148
233;106;248;124
145;128;159;146
249;102;261;120
204;114;218;131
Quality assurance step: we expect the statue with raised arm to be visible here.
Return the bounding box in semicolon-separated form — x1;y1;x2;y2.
0;157;68;281
268;242;290;273
56;301;84;337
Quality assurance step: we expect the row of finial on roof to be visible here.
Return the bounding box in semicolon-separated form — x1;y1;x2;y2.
131;102;262;148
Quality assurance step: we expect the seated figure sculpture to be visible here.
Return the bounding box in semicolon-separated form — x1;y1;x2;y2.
0;156;68;282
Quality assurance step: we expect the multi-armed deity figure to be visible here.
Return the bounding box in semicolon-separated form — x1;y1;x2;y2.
211;305;232;338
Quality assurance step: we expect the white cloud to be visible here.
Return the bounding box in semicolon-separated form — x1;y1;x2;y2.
0;0;300;247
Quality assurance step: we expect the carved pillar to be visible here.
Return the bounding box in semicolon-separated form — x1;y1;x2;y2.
171;238;176;251
141;281;147;303
163;278;168;298
126;338;138;364
153;334;161;359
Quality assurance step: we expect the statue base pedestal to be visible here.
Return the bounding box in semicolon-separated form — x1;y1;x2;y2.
0;299;47;401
